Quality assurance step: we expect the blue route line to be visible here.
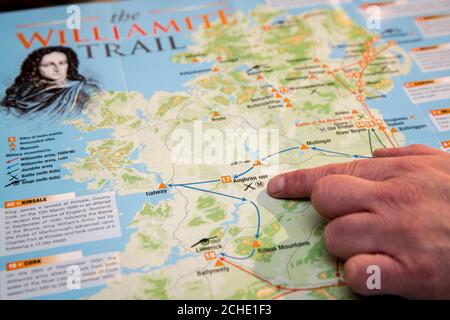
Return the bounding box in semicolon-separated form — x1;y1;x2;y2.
234;147;300;178
168;179;220;187
261;146;299;161
250;201;261;239
310;146;353;157
310;146;372;159
233;166;254;179
221;250;255;260
234;145;371;180
176;184;246;202
165;143;372;261
6;163;19;170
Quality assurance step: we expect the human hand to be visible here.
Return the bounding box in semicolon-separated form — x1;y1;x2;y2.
267;144;450;299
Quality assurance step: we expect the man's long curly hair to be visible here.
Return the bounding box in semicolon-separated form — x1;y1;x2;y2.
1;46;85;109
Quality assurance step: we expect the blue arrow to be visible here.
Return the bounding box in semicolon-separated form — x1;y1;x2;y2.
352;155;372;159
250;201;261;238
177;184;246;202
233;146;302;179
311;146;353;157
169;179;220;187
221;250;255;260
233;166;254;179
261;146;298;161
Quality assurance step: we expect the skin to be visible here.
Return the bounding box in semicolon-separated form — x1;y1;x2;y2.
38;52;68;82
267;144;450;299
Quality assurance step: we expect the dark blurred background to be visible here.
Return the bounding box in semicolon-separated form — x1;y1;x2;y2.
0;0;117;12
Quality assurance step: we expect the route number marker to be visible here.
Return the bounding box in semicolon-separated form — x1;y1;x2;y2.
220;175;232;183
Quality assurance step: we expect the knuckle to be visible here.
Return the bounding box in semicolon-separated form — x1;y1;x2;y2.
323;224;334;253
342;161;358;176
311;175;335;202
295;168;314;183
372;180;395;204
323;221;340;254
398;180;425;203
287;170;305;189
350;159;370;175
374;179;423;208
391;158;425;172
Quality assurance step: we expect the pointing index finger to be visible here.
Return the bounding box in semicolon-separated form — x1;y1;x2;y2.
267;162;355;199
267;156;394;199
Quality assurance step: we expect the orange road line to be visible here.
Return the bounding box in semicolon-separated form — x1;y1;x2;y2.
222;258;275;287
381;127;396;147
315;42;395;123
331;43;390;77
339;60;361;71
361;101;374;119
271;282;344;300
358;65;367;83
330;73;356;95
372;44;391;58
223;258;345;300
391;132;400;147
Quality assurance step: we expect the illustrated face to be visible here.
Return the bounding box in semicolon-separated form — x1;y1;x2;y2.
38;52;68;82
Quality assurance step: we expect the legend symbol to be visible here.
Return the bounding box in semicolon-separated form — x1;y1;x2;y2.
7;137;16;152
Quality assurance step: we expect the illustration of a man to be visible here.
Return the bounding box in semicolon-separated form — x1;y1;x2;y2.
1;46;99;120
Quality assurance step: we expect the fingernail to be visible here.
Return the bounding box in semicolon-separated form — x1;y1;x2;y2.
268;176;285;195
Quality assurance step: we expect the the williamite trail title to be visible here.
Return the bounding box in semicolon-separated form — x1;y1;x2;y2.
16;9;236;58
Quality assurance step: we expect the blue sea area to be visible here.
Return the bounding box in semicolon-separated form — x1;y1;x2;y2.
341;0;450;148
0;0;226;299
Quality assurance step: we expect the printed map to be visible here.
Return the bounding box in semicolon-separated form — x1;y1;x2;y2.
1;0;450;300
